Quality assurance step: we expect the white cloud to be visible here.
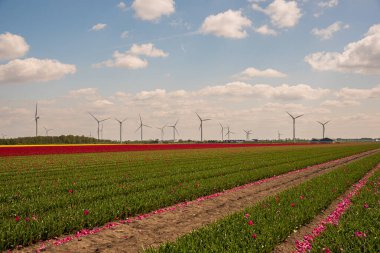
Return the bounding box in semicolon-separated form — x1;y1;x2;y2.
199;10;252;39
132;0;175;21
305;24;380;74
117;2;127;11
94;43;168;69
197;82;329;100
69;88;98;97
0;32;30;60
320;99;360;107
94;51;148;69
336;85;380;99
121;31;129;39
252;0;302;29
312;21;349;40
253;25;278;36
91;23;107;31
236;67;287;80
318;0;338;8
0;58;76;84
136;89;167;100
129;43;168;57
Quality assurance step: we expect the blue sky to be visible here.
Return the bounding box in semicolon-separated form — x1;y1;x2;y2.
0;0;379;140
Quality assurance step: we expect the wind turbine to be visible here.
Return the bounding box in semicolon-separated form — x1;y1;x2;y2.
278;130;282;141
88;112;110;141
136;114;151;141
34;103;40;137
317;121;330;139
219;123;225;142
287;112;304;143
225;126;235;141
195;112;210;142
115;118;127;143
156;124;167;142
243;129;252;141
43;127;53;136
168;120;179;142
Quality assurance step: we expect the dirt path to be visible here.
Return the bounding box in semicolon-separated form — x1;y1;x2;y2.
20;149;380;253
273;162;380;253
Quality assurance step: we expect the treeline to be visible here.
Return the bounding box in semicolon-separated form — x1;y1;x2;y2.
0;135;117;145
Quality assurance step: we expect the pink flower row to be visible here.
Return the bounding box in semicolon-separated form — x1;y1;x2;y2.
294;167;378;253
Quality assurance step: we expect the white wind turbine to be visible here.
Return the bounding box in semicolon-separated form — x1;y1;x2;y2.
196;112;210;142
43;127;53;136
136;114;151;141
88;112;110;141
225;126;235;141
243;129;252;141
219;122;225;142
317;121;330;139
34;103;40;137
115;117;127;143
156;124;167;142
287;112;304;143
168;120;179;142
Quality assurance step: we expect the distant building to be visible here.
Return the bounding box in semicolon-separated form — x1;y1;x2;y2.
311;138;334;144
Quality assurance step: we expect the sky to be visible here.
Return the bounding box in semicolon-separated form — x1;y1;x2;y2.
0;0;379;141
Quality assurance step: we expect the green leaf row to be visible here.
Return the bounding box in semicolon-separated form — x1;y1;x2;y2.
149;152;380;252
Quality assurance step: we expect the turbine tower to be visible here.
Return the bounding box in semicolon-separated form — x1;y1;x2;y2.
136;114;151;141
115;118;127;143
168;120;179;142
196;112;210;142
43;127;53;136
88;112;110;141
278;130;282;140
156;124;167;142
287;112;304;143
219;122;225;142
243;129;252;141
34;103;40;137
317;121;330;139
225;126;235;141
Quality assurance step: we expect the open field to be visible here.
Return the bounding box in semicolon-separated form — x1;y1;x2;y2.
1;143;380;251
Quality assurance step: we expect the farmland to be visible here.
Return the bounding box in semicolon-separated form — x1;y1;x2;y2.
0;143;380;251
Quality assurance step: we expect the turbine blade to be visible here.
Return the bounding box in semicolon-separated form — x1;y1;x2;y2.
204;119;211;121
195;112;201;121
174;120;179;126
135;126;141;132
286;111;293;118
88;112;99;122
295;114;304;119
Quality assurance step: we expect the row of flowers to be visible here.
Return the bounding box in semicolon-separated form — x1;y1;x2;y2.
0;143;310;157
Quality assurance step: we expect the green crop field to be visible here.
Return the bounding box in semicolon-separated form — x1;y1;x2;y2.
0;143;379;250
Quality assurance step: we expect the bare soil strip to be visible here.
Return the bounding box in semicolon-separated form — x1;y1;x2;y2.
20;149;380;253
273;162;380;253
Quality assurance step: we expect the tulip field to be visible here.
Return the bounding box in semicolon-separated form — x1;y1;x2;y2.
0;143;380;251
151;152;380;252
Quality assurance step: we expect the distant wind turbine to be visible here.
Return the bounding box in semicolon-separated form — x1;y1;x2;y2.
278;130;282;140
34;103;40;137
115;117;127;143
156;124;167;142
43;127;53;136
243;129;252;141
136;114;151;141
168;120;179;142
287;112;304;143
219;123;225;142
225;126;235;141
88;112;110;141
196;112;210;142
317;121;330;139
